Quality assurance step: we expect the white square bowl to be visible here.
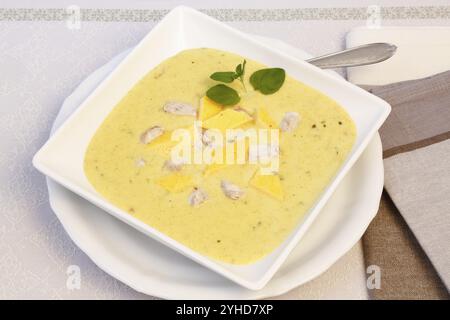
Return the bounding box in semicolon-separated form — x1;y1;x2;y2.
33;6;390;290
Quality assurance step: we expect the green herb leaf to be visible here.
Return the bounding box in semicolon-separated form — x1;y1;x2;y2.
206;84;240;106
249;70;264;90
249;68;285;95
210;72;237;83
235;60;246;77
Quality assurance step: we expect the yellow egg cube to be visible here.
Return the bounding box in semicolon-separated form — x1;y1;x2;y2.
202;109;253;131
257;107;277;129
249;172;284;200
155;173;193;193
198;96;223;121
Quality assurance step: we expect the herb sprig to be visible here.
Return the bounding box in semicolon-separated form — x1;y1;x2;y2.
206;60;285;106
210;60;247;90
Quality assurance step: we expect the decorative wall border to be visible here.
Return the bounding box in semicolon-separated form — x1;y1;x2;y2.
0;6;449;22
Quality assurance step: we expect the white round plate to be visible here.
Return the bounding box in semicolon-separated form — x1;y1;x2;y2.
47;35;383;299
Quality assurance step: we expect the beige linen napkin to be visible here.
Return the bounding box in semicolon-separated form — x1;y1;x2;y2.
362;71;450;299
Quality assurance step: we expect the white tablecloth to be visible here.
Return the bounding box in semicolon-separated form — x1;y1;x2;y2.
1;0;449;299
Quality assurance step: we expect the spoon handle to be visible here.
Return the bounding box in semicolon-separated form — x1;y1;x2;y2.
306;43;397;69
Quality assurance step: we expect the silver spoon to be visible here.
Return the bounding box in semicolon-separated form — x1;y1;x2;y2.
306;43;397;69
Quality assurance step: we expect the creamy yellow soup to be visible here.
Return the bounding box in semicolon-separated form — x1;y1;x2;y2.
84;48;356;264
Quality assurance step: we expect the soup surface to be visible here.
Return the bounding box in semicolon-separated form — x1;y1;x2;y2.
84;48;356;264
